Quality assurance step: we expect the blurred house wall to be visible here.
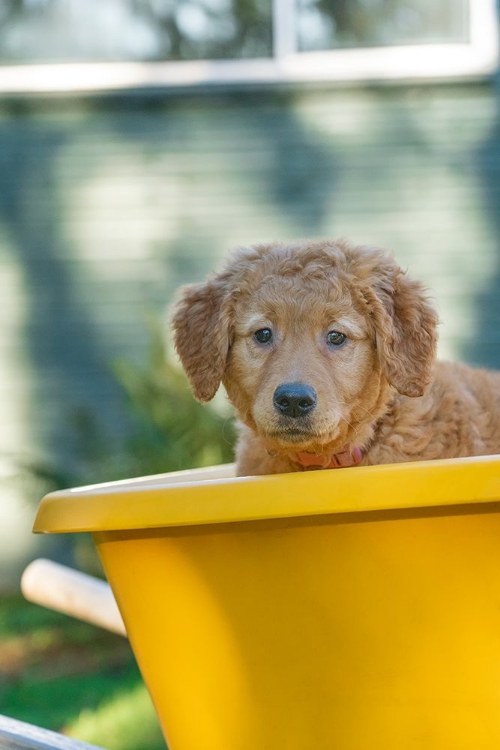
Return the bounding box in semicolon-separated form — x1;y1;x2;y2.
0;81;499;586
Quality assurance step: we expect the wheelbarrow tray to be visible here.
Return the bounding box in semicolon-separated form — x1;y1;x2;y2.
33;456;500;750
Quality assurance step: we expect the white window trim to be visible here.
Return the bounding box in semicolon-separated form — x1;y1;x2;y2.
0;0;497;94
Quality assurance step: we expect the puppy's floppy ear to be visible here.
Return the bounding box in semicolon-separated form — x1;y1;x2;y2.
171;276;232;402
368;263;438;398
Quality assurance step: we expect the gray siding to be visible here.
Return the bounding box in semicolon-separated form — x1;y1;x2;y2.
1;80;500;584
0;81;499;475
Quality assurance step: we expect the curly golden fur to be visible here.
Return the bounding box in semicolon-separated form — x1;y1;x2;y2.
172;239;500;476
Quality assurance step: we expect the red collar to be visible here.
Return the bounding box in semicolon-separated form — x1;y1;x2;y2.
292;445;364;470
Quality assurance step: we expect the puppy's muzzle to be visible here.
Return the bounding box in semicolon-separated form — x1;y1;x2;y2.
273;383;317;419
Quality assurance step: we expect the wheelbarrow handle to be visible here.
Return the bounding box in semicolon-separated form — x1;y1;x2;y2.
21;558;126;637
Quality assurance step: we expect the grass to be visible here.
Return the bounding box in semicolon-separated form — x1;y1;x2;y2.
0;593;167;750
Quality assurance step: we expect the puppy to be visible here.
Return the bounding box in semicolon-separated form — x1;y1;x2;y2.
172;239;500;476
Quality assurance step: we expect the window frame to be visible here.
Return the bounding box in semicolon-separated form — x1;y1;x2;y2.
0;0;497;94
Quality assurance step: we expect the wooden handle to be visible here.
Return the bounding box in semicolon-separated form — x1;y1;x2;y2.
21;558;126;637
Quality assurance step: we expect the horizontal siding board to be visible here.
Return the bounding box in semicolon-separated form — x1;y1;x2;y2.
0;81;498;484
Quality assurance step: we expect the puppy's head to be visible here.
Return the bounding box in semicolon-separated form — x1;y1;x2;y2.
172;240;438;453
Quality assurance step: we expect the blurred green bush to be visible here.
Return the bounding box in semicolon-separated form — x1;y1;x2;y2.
109;317;235;476
25;316;235;495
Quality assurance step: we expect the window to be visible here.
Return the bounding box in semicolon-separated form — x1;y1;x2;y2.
0;0;273;63
0;0;497;93
297;0;469;52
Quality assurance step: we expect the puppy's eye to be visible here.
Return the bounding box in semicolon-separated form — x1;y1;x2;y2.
327;330;346;347
254;328;273;344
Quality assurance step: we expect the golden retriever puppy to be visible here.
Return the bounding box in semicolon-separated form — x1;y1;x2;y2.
172;239;500;476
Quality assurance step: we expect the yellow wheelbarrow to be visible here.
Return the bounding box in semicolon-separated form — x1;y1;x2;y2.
25;456;500;750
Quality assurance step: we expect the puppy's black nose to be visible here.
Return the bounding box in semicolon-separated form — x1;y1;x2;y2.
273;383;317;418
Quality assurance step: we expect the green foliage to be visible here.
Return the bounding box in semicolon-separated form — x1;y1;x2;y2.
108;318;235;478
21;317;235;496
0;595;164;749
67;683;165;750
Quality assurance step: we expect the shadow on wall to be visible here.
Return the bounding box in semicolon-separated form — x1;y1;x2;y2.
99;89;339;287
229;90;339;235
0;98;129;473
470;0;500;370
473;68;500;370
0;90;338;478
